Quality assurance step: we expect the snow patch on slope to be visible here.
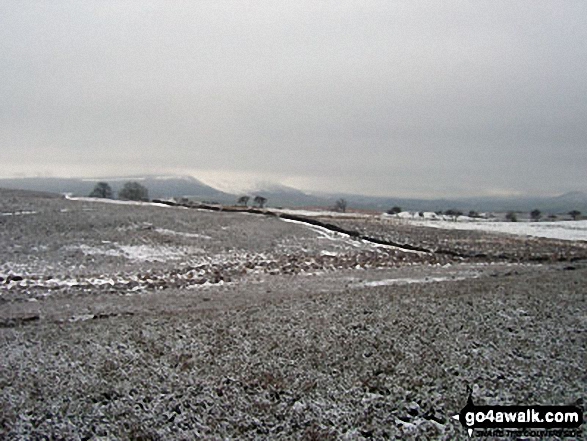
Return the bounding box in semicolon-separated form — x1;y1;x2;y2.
65;195;175;208
75;243;186;262
419;219;587;241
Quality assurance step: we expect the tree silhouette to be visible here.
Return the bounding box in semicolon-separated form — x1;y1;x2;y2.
118;181;149;201
334;198;347;213
506;211;517;222
445;208;463;221
89;182;113;199
237;196;250;207
530;209;542;221
569;210;581;220
253;195;267;208
387;206;402;215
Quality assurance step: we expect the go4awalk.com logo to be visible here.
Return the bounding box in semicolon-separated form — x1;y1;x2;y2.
452;393;583;438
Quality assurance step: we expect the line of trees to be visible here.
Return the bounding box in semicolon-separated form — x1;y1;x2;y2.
89;181;149;201
236;195;267;208
385;206;582;222
88;184;584;220
514;209;582;222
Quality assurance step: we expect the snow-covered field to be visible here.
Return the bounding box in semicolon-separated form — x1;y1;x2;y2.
1;189;585;439
272;208;373;218
274;208;587;241
416;218;587;241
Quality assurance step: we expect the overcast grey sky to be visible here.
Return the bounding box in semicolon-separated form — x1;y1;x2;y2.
1;1;586;197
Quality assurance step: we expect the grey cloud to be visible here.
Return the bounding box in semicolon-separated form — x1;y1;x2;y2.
1;1;586;197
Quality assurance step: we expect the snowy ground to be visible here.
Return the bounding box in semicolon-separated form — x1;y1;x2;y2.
274;207;587;241
0;189;585;439
414;218;587;242
272;208;373;219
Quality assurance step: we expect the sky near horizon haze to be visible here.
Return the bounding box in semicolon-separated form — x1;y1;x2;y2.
1;1;586;198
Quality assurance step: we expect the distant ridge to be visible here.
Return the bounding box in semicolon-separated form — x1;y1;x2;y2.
318;191;587;214
0;175;233;202
1;176;585;213
237;182;328;208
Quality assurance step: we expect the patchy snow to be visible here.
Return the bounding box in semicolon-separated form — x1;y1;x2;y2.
395;211;428;220
416;219;587;241
68;314;96;322
64;195;175;208
1;211;37;216
279;218;381;252
117;245;185;262
384;211;479;221
74;243;186;262
364;240;427;254
357;275;476;288
77;244;124;258
279;217;427;254
272;208;372;218
154;228;212;240
280;217;355;241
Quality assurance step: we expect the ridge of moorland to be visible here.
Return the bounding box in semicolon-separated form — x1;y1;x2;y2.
0;175;586;213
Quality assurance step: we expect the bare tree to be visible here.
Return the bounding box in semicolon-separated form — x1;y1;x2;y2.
506;211;518;222
444;208;463;221
118;181;149;201
237;196;250;207
530;209;542;221
569;210;581;220
89;182;113;199
253;195;267;208
334;198;347;213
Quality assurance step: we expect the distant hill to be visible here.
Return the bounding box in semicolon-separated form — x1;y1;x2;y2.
315;192;456;213
454;192;587;214
1;176;585;214
309;191;587;214
0;175;233;202
238;183;328;208
547;191;587;213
